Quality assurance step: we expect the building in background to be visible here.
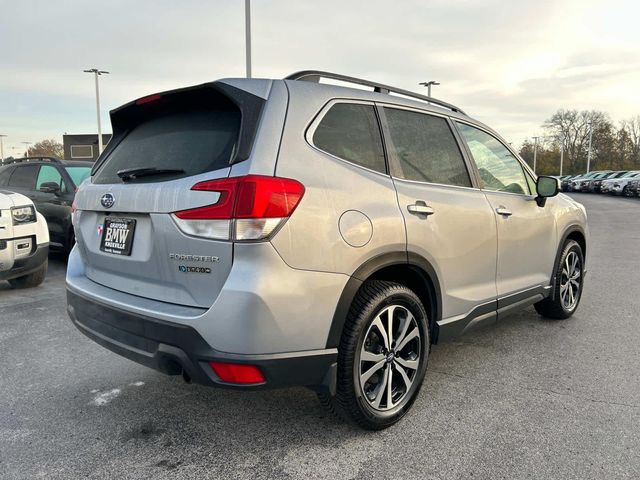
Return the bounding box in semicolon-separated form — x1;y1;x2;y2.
62;134;112;162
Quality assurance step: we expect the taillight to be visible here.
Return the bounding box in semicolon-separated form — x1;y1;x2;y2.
172;175;305;241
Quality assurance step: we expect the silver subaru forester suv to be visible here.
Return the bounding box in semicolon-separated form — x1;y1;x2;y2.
67;71;588;430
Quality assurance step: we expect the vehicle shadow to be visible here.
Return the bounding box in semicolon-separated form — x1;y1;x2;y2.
24;301;604;478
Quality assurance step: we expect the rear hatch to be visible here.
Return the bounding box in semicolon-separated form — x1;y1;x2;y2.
74;83;265;308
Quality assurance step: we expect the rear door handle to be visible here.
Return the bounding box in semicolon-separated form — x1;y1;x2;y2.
495;206;513;217
407;202;435;216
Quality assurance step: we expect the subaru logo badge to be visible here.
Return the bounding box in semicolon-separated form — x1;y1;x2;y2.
101;193;115;209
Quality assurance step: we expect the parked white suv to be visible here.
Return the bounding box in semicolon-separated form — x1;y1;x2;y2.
0;190;49;288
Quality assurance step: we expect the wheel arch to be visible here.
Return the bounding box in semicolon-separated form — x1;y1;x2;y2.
551;225;587;300
326;252;443;348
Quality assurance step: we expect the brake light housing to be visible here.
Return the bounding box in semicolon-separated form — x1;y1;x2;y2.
172;175;305;241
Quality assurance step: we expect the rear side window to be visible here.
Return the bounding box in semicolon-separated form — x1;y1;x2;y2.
94;102;241;184
312;103;386;173
384;108;471;187
8;165;39;189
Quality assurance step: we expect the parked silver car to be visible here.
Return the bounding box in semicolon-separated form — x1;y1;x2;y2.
570;171;611;192
588;171;628;193
66;71;589;429
628;178;640;197
601;171;640;195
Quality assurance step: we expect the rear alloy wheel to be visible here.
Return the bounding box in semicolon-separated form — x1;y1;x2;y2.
622;186;632;197
321;280;429;430
534;240;584;319
358;304;421;411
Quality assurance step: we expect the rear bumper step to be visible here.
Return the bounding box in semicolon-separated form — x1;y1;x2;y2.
67;289;337;390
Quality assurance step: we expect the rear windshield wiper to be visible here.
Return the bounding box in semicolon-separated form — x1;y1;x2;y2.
116;167;185;181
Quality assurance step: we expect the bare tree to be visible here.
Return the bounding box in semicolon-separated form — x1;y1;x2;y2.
621;116;640;164
543;109;611;171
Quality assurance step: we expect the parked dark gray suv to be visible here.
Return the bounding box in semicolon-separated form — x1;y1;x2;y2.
0;157;92;251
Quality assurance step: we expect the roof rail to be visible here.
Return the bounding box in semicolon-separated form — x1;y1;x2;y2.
285;70;466;115
2;156;62;166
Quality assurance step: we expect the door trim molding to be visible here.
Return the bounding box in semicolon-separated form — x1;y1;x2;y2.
436;285;550;342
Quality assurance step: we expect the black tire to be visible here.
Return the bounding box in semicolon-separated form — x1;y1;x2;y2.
320;280;430;430
622;186;632;197
9;259;48;289
534;240;584;319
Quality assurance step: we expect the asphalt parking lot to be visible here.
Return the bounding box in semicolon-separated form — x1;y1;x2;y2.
1;194;639;480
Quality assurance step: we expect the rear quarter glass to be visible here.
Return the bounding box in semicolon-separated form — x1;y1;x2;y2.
93;93;241;185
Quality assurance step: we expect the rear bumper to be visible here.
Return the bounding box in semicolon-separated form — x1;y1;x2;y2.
67;288;337;390
0;242;49;281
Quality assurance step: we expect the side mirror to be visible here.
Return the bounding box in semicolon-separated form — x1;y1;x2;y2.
535;176;559;207
40;182;61;195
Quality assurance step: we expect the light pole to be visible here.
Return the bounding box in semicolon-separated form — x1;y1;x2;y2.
532;136;539;173
559;134;564;176
419;80;440;97
83;68;109;154
0;135;6;163
22;141;32;157
245;0;252;78
586;120;593;174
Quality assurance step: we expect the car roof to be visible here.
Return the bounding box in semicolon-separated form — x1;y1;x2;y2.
113;72;521;167
139;73;490;135
61;160;93;167
0;159;93;168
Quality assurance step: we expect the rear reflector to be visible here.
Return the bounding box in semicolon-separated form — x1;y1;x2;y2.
172;175;304;241
209;362;265;384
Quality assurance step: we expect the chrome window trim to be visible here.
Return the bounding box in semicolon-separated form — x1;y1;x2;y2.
374;101;452;120
391;175;482;193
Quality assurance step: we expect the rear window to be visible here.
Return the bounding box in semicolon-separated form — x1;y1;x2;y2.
94;103;240;184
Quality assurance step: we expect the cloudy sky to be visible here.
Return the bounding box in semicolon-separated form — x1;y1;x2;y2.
1;0;639;156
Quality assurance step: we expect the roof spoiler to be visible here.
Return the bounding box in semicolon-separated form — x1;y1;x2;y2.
91;82;266;175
